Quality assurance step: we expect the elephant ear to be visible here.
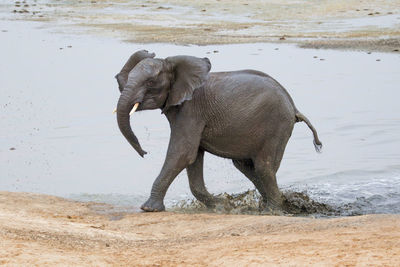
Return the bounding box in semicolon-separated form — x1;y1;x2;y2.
115;50;155;92
164;56;211;110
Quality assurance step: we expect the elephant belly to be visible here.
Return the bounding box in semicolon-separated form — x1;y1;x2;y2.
200;135;258;159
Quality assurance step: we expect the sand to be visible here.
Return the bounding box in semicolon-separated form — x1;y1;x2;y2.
5;0;400;52
0;192;399;266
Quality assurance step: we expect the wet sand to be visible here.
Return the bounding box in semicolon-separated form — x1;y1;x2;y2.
3;0;400;52
1;192;399;266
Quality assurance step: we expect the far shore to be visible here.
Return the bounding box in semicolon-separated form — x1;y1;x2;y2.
3;0;400;53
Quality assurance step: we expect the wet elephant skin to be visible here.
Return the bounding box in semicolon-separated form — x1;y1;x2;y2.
115;50;322;212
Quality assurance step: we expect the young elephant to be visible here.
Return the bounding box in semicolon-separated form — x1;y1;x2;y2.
114;50;322;212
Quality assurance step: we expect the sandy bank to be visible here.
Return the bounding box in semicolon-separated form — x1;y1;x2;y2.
0;192;399;266
3;0;400;52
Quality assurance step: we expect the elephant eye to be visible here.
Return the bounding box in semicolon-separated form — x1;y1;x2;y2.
146;79;156;87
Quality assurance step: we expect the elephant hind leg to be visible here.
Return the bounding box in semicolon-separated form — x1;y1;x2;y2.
252;158;283;211
187;149;217;208
233;158;281;212
251;135;291;211
232;159;261;190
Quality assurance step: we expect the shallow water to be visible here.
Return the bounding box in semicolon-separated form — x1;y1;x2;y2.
1;20;400;216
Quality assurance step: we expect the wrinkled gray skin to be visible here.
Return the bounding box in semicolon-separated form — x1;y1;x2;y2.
115;50;322;212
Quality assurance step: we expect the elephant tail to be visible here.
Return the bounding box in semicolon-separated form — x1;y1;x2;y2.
295;112;323;153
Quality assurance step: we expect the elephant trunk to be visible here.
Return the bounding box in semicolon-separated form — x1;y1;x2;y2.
117;91;147;157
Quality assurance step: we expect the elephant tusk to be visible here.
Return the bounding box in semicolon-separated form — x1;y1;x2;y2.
129;103;140;115
112;108;117;114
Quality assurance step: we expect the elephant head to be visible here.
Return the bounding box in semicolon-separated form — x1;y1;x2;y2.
115;51;211;157
115;50;156;93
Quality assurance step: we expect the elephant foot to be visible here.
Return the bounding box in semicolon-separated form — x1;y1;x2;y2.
260;205;285;216
199;195;227;210
259;198;285;215
202;197;221;209
140;198;165;212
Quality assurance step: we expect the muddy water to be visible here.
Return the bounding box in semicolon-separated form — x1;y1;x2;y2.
1;20;400;215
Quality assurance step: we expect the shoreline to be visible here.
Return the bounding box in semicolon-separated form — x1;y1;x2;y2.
1;191;400;265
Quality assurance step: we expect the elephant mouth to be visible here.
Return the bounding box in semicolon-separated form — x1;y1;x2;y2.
112;102;140;115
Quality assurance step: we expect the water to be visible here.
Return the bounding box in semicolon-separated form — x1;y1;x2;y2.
286;167;400;215
1;20;400;216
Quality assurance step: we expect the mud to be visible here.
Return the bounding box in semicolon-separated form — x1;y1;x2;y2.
171;184;400;217
300;37;400;53
172;190;336;216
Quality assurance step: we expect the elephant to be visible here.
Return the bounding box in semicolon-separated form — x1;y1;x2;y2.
114;50;322;212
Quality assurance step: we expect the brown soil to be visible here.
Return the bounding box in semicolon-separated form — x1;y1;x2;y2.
3;0;400;52
1;192;399;266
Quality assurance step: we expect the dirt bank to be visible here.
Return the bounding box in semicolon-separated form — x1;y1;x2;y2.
3;0;400;52
0;192;399;266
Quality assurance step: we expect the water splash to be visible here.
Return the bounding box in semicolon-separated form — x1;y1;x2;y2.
286;169;400;216
170;170;400;216
170;189;336;216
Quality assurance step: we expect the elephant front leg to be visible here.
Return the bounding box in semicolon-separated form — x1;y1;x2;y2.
187;149;217;208
141;149;193;212
141;125;203;212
